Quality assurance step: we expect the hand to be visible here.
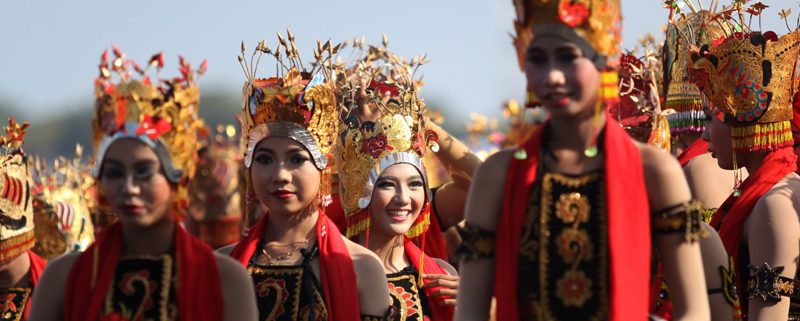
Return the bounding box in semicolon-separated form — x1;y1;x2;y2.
422;274;459;307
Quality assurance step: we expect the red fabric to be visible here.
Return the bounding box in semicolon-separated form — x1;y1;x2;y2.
414;211;448;261
64;221;222;321
495;117;651;321
229;211;362;321
709;147;797;300
677;139;709;167
22;251;45;320
405;239;454;321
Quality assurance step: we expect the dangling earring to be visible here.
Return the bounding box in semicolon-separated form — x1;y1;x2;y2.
525;84;539;108
586;71;620;158
731;146;742;197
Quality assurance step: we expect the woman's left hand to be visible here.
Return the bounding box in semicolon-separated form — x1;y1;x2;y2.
422;274;459;307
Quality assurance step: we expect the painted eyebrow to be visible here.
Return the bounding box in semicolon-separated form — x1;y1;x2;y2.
254;146;306;155
103;159;159;167
378;175;424;182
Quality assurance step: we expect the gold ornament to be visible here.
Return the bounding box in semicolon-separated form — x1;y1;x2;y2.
0;117;35;264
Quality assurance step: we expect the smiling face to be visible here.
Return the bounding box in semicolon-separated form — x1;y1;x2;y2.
368;163;426;237
526;36;600;119
249;137;321;217
98;138;175;228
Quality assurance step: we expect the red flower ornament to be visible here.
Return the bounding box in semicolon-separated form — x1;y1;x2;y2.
361;133;393;158
136;115;173;139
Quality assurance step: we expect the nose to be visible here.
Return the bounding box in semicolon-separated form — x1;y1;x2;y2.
272;165;292;185
391;185;411;206
544;64;566;87
122;174;140;196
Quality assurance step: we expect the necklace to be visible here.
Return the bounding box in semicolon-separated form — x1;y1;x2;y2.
259;231;316;265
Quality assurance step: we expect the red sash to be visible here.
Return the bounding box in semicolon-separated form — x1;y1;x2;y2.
64;222;222;321
405;239;454;321
230;211;362;321
22;251;45;320
709;147;797;299
494;118;651;321
677;139;709;167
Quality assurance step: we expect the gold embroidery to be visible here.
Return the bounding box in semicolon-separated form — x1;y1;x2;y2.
0;287;31;321
248;265;328;321
104;254;174;321
555;193;590;224
386;273;425;321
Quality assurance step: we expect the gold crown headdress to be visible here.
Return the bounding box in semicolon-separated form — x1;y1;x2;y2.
0;117;35;264
333;39;439;238
31;145;95;260
188;124;243;248
663;1;732;135
92;46;206;218
512;0;622;71
688;2;800;152
239;32;340;227
614;38;671;152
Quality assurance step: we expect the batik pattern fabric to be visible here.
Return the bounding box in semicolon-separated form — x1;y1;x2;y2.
103;254;178;321
386;265;431;321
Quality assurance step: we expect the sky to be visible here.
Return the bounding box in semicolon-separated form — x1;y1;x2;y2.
0;0;789;122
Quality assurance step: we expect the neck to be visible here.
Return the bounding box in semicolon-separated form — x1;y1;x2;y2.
0;252;30;288
121;217;176;256
364;230;406;273
740;151;768;176
548;112;606;151
263;206;318;244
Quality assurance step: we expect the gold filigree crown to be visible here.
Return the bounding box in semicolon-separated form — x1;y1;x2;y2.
512;0;622;70
688;4;800;151
0;117;35;264
334;41;438;238
92;46;206;218
239;33;339;171
663;3;731;135
31;145;95;260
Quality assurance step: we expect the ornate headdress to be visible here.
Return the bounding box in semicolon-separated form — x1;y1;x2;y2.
688;3;800;152
512;0;622;70
31;145;95;260
334;41;439;238
188;125;243;248
663;3;731;135
92;46;206;218
239;32;340;225
0;118;35;264
614;39;671;152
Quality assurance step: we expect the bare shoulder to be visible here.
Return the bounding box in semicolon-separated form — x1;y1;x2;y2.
341;236;383;269
463;149;515;230
29;252;81;321
214;252;249;281
635;142;691;210
216;243;238;256
341;236;390;315
434;258;458;276
749;173;800;228
637;143;684;180
213;253;258;320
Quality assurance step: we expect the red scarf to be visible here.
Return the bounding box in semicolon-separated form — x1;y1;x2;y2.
495;118;651;321
677;139;709;167
229;211;361;321
709;147;797;300
413;213;448;261
64;221;222;321
22;251;45;320
404;239;454;321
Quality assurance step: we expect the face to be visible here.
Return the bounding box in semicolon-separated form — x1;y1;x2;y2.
249;137;320;216
98;138;175;228
526;36;600;118
703;108;736;170
369;163;426;237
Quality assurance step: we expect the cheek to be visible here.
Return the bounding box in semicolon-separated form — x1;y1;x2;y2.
146;177;174;205
294;166;321;196
573;63;599;99
370;190;395;216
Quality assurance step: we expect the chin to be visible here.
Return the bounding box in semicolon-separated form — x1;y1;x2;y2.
117;214;164;229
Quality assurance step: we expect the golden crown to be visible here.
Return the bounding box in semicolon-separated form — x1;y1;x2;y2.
239;33;340;171
333;42;438;238
664;5;731;135
0;117;35;264
92;46;206;218
512;0;622;70
31;145;95;260
688;4;800;151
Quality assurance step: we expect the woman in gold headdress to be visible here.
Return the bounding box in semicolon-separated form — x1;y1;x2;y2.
218;35;392;321
455;0;710;320
689;3;800;319
30;47;257;321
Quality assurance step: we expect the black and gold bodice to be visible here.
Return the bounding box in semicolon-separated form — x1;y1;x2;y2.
248;245;328;321
0;286;31;321
104;254;178;321
386;265;431;321
518;170;608;320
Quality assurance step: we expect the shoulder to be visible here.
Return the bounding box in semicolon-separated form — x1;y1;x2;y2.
463;149;515;229
637;143;684;179
433;258;458;276
341;236;384;275
39;251;80;285
213;253;254;298
477;149;514;176
214;252;248;279
215;243;238;256
750;173;800;227
635;142;691;210
29;252;81;320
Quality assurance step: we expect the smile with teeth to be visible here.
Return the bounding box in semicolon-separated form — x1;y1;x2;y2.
387;209;411;217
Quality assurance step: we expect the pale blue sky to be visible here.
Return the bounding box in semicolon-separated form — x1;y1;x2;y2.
0;0;787;121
